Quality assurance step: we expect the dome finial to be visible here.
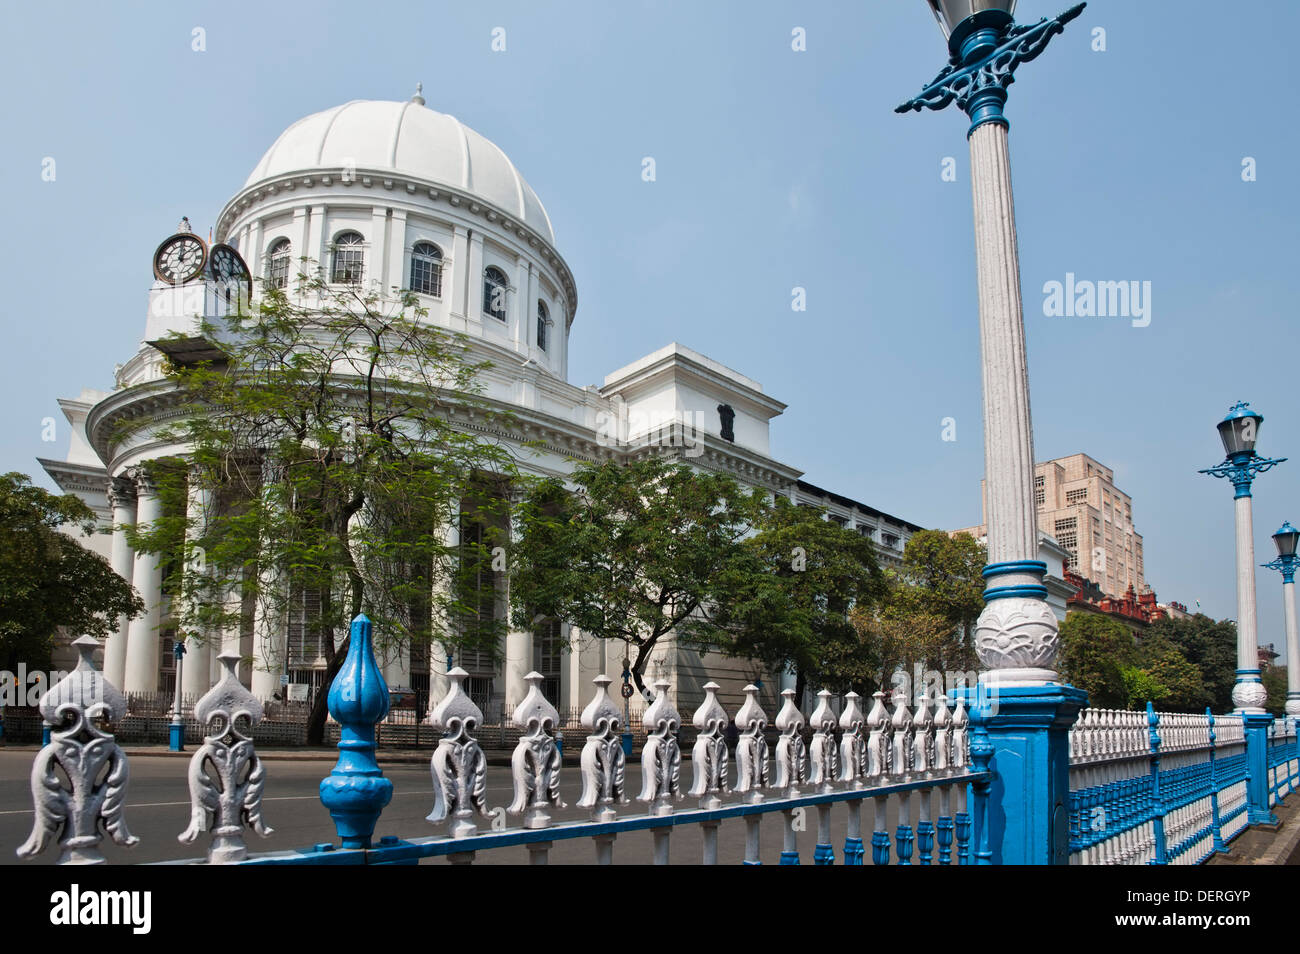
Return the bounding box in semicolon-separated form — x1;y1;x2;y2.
177;216;192;234
411;82;425;106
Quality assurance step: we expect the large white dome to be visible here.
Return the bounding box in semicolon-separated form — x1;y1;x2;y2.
243;99;556;245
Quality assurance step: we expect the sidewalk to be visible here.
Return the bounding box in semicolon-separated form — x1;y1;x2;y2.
1206;791;1300;865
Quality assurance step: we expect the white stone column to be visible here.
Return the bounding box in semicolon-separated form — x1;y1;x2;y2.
967;119;1058;685
123;469;163;695
428;496;460;703
449;225;468;318
369;206;388;290
467;231;484;321
513;259;530;350
1231;494;1267;711
180;472;213;700
501;514;531;709
386;208;408;295
1283;572;1300;716
250;460;285;701
306;205;326;279
104;478;137;689
245;218;262;279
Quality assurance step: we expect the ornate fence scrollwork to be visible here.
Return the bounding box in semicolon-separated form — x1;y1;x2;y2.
178;651;273;863
509;671;564;830
428;666;489;839
18;636;138;865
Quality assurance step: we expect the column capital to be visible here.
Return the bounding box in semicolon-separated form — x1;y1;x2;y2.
126;465;158;497
107;476;137;509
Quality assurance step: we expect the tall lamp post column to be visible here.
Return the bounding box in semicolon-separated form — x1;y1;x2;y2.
897;0;1087;864
1200;401;1286;825
1262;522;1300;718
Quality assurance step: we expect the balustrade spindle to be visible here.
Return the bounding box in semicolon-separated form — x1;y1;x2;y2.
428;667;489;839
690;682;730;865
733;684;768;865
774;688;807;865
639;679;682;864
808;689;839;865
508;671;564;835
579;674;628;840
952;698;971;864
838;691;867;865
178;651;273;863
914;691;936;865
934;695;955;865
891;692;915;864
18;636;138;865
866;690;891;864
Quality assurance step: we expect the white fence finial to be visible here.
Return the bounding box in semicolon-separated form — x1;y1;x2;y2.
18;636;138;864
809;688;839;791
866;690;890;778
178;651;273;862
427;666;489;838
774;687;808;794
733;683;769;802
839;691;867;786
890;690;914;777
639;679;683;814
578;675;627;820
689;681;730;808
509;671;565;829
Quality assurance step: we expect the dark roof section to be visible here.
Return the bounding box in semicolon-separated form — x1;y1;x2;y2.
794;479;925;533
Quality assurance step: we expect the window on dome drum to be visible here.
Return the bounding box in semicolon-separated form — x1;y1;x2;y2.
267;238;291;289
536;300;549;351
483;266;508;320
410;242;443;297
331;231;365;285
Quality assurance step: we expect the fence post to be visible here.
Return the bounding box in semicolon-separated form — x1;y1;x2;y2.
1243;710;1279;826
964;682;1087;865
1147;702;1167;865
319;614;393;849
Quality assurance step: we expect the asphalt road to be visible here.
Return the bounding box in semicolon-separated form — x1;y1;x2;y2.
0;749;946;866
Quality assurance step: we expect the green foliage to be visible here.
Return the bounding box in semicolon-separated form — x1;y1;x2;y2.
710;496;888;695
891;530;986;672
0;472;143;668
1120;666;1169;707
1058;612;1136;709
509;456;767;697
1136;634;1208;711
1145;614;1238;713
1263;665;1288;716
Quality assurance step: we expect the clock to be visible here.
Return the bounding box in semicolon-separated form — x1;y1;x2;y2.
153;232;208;284
208;243;252;297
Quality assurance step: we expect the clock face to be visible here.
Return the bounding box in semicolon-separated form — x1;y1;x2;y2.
208;244;251;293
153;233;208;284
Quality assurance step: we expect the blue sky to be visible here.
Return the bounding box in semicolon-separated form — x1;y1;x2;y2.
1;1;1297;658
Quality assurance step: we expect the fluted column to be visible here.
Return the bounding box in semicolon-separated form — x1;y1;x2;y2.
250;459;284;701
428;496;459;703
180;471;213;700
1283;573;1300;717
968;120;1058;685
104;478;137;689
1231;494;1266;711
123;469;163;694
502;514;531;709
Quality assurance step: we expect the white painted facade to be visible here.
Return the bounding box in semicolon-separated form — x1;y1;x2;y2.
40;95;923;719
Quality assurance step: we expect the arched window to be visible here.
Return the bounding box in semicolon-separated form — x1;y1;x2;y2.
266;238;291;289
409;242;443;297
483;266;507;320
536;300;549;352
330;231;365;285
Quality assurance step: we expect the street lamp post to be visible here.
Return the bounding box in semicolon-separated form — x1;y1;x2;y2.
169;639;186;752
1262;522;1300;718
1200;401;1286;824
897;0;1088;864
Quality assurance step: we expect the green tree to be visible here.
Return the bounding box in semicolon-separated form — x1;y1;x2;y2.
850;592;954;692
1136;635;1208;711
708;496;888;699
1058;612;1136;708
893;530;986;672
124;269;516;743
1119;666;1169;708
0;472;144;671
1145;614;1238;713
509;456;767;699
1263;665;1288;716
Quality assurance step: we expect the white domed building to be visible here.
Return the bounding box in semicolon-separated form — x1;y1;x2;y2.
40;92;923;719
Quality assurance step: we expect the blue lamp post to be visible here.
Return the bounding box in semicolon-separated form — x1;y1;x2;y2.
1200;401;1286;825
169;639;186;752
896;0;1087;864
1262;522;1300;718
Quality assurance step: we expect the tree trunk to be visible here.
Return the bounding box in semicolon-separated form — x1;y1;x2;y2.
305;634;348;746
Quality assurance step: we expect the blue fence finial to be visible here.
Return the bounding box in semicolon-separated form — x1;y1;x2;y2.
319;614;393;849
